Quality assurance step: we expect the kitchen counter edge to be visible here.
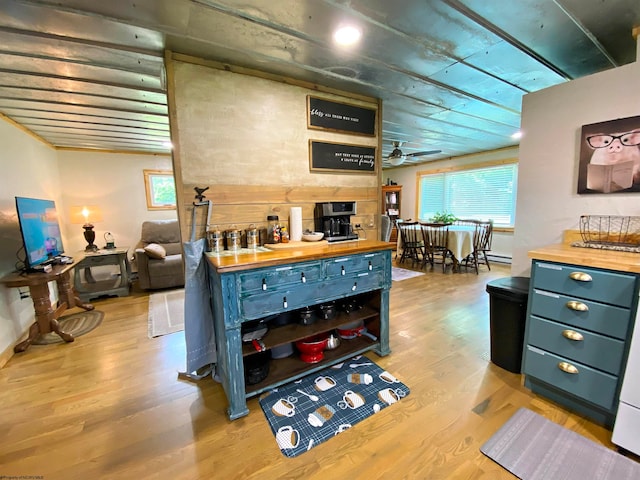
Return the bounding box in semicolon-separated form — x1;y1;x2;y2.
528;243;640;274
206;240;393;273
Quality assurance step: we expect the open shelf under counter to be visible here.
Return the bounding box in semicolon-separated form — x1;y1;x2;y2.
241;305;380;356
245;335;377;397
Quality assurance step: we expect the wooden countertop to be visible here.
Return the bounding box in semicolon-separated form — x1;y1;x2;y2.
206;239;392;273
528;243;640;274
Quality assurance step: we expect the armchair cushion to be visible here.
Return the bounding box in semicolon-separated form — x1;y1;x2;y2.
144;243;166;259
136;219;185;290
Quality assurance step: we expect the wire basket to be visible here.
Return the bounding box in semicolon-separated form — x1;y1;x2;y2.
579;215;640;247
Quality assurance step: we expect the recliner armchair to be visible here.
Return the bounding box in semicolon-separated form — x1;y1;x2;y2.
134;219;185;290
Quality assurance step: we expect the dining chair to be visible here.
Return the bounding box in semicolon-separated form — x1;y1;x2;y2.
460;220;492;273
476;220;493;270
420;222;451;272
398;221;424;267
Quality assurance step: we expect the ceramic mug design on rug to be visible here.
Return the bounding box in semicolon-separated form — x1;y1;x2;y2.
259;355;410;458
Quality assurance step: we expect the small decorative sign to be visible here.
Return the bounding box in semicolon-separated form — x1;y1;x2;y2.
309;140;376;173
307;96;376;136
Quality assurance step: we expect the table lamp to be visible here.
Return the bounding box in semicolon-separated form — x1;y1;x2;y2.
70;205;103;251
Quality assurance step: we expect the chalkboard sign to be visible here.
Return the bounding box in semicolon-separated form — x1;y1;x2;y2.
309;140;376;173
307;96;376;136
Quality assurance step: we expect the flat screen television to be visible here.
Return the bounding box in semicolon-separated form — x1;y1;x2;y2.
15;196;65;271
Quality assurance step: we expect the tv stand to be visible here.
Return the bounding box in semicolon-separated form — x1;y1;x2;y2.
0;260;94;353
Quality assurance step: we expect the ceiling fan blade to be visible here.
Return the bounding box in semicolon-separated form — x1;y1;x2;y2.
405;149;442;157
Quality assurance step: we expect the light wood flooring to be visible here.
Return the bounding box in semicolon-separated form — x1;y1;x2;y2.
0;261;632;479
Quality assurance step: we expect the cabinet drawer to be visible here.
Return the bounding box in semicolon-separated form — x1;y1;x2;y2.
240;283;326;319
523;345;618;410
532;262;636;308
238;261;322;294
530;289;631;339
325;252;386;278
527;316;625;375
329;270;384;297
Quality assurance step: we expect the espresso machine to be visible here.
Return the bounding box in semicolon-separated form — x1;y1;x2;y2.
314;201;359;242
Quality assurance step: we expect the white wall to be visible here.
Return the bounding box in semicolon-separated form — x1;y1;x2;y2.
0;120;175;363
57;150;174;258
384;147;519;259
512;60;640;275
0;121;61;359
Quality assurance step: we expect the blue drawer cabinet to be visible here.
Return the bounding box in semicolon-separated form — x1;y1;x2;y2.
524;345;618;410
238;261;322;294
208;244;392;420
325;251;387;277
522;260;639;427
527;316;625;375
530;289;631;340
532;262;635;307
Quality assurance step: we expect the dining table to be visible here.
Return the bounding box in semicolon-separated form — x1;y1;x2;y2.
397;224;476;271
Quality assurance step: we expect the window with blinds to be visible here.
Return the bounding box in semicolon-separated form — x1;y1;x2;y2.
418;163;518;227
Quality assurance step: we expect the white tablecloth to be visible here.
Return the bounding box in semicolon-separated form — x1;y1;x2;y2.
397;224;475;263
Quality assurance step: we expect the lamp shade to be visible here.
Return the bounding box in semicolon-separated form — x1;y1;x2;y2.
70;205;103;225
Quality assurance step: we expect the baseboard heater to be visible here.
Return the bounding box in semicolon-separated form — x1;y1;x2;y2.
487;254;511;264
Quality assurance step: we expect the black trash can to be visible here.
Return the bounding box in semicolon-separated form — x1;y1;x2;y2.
485;276;530;373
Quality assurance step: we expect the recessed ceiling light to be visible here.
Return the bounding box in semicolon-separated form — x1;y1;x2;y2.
333;25;362;46
162;141;174;149
511;131;522;140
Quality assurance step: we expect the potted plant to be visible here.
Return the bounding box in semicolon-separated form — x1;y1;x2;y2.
430;211;457;225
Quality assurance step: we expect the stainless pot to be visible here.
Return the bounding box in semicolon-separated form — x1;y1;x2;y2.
325;333;341;350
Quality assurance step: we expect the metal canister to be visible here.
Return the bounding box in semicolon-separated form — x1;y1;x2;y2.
207;225;223;253
246;224;258;249
226;226;241;251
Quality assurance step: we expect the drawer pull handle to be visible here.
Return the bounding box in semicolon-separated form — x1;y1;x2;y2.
283;297;287;308
566;300;588;312
562;329;584;341
352;282;357;291
558;362;579;374
368;261;373;271
569;272;592;282
262;279;267;291
301;272;306;283
341;265;345;276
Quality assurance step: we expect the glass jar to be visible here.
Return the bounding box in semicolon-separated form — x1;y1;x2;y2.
280;226;289;243
226;225;241;251
266;215;280;244
246;224;258;249
207;225;223;253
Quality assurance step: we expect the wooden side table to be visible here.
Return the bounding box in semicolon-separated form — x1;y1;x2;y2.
73;247;131;302
1;261;94;353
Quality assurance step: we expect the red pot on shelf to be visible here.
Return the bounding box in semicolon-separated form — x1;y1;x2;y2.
295;334;329;363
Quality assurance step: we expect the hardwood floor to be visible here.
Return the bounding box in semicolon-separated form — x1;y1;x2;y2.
0;262;629;479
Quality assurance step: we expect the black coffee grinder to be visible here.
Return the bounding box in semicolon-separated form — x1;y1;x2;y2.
314;201;359;242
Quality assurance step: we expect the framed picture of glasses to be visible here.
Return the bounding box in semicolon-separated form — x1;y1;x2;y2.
577;115;640;194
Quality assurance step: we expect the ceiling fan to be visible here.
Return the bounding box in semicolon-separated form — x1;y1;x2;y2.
387;141;441;166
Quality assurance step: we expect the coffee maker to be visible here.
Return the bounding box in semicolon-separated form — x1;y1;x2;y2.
314;201;359;242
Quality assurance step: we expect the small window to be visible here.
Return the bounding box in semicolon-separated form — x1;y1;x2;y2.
143;170;176;210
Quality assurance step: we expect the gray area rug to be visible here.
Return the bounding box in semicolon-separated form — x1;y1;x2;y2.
148;288;185;338
391;266;425;282
33;310;104;344
481;408;640;480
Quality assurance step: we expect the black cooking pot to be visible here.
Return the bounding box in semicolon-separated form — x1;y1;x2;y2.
298;306;318;325
339;298;363;314
319;301;337;320
269;311;296;327
244;351;271;385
